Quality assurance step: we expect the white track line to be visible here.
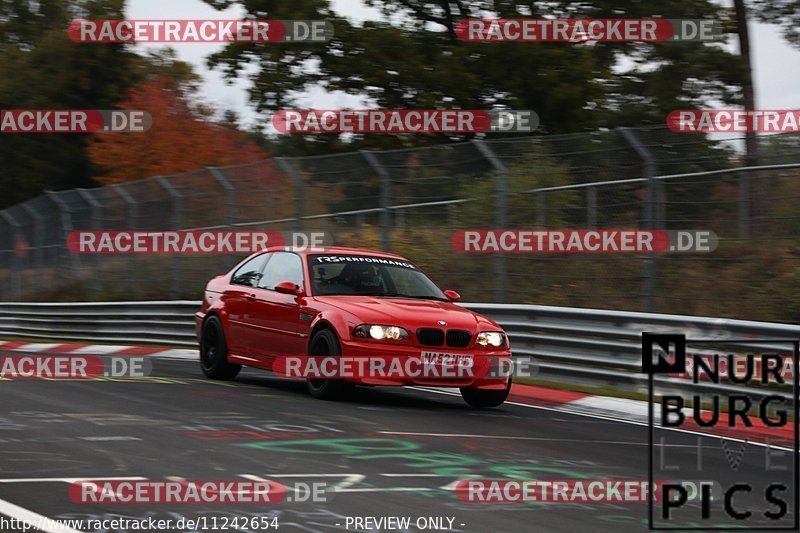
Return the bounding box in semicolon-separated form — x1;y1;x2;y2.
0;498;83;533
407;386;795;452
0;477;147;484
9;343;62;353
69;345;129;355
376;431;701;448
151;349;198;360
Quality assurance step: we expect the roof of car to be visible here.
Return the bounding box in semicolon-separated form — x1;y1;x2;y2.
263;245;409;260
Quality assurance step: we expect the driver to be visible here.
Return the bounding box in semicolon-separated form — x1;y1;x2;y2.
338;262;379;292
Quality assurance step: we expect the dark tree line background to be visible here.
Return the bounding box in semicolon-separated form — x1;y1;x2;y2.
1;0;799;209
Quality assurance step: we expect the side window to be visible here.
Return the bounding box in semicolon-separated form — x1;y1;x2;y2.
231;253;270;287
259;252;303;290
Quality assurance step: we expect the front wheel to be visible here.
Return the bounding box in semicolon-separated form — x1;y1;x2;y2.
200;316;241;380
460;378;511;408
306;329;352;400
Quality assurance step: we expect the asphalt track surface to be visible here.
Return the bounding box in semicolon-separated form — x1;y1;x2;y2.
0;353;797;533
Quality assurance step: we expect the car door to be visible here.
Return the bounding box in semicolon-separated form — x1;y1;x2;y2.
247;251;307;363
224;252;271;357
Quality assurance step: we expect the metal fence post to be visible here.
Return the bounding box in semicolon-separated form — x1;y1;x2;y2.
473;140;508;303
586;187;597;229
208;167;237;272
361;151;392;252
536;193;545;228
739;173;750;239
0;211;23;300
619;127;658;312
46;191;81;291
208;167;236;229
112;184;138;293
78;189;104;296
21;203;44;270
275;158;304;232
157;177;184;298
447;203;457;228
76;189;102;230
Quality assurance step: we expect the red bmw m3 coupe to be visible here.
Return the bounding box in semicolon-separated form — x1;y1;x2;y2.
195;247;512;407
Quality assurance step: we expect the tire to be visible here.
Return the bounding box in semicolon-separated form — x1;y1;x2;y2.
200;315;241;380
460;377;512;408
306;328;352;400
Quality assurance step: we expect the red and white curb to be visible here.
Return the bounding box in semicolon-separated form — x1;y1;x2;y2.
0;341;198;360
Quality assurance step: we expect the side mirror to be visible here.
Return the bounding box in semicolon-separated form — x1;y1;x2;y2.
443;290;461;302
275;281;305;297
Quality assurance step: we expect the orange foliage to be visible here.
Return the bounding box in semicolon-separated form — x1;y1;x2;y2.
89;77;268;184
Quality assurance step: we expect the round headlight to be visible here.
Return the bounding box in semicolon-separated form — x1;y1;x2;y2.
386;326;403;340
355;324;409;341
369;325;386;339
477;331;505;347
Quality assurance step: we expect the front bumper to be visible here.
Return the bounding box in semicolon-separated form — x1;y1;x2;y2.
337;338;512;389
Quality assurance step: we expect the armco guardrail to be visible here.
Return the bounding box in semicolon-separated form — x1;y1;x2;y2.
467;304;799;399
0;301;199;347
0;301;798;397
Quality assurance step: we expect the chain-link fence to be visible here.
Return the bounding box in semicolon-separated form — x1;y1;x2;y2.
2;125;800;322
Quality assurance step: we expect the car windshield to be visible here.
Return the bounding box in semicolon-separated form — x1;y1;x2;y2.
309;255;447;300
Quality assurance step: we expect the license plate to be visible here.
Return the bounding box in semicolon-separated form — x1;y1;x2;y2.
421;352;473;367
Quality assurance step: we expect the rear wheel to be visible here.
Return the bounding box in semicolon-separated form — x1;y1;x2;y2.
200;315;241;380
306;329;352;400
460;377;511;408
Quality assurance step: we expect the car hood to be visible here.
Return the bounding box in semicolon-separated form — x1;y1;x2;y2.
313;296;491;330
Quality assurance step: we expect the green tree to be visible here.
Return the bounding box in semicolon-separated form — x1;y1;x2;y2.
203;0;605;151
204;1;744;141
365;1;744;127
0;0;138;208
750;0;800;48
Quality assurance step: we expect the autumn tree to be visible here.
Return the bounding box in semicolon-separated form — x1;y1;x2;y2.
88;59;268;184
